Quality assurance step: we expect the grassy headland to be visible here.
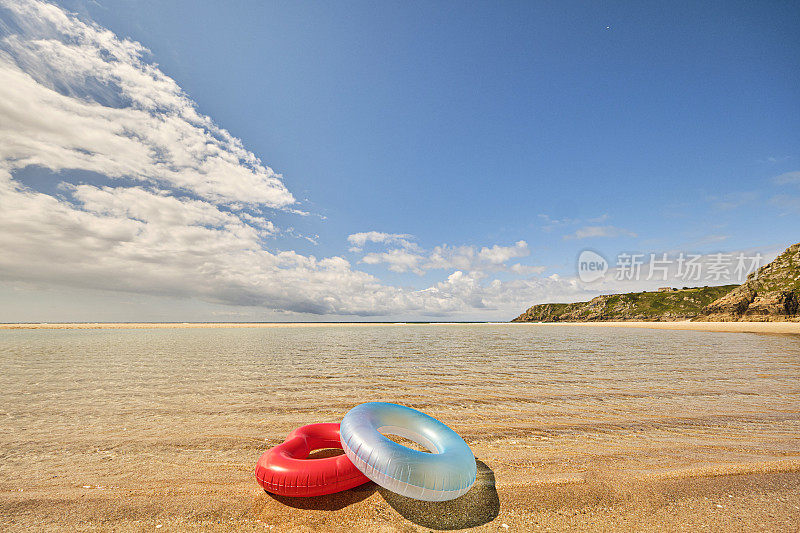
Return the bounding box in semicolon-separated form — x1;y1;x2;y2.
514;242;800;323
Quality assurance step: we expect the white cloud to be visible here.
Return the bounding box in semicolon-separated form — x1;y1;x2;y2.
0;0;294;208
69;184;276;233
478;240;529;264
510;263;547;275
0;173;396;315
420;270;595;314
362;249;425;274
0;1;650;321
563;225;637;240
346;231;419;252
347;231;540;276
0;1;574;319
355;239;537;275
424;244;479;271
424;242;531;272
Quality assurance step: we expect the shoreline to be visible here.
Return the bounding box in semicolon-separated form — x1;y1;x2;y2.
2;320;800;334
514;320;800;335
0;322;444;330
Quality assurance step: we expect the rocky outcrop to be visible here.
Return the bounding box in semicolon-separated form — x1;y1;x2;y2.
701;243;800;321
702;286;757;316
747;291;798;316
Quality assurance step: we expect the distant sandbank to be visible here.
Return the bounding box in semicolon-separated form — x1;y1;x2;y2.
0;321;416;329
2;320;800;334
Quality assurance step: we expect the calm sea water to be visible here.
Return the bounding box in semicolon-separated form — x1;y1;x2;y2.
1;324;799;493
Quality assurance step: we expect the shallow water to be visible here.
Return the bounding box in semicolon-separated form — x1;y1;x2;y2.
0;324;799;505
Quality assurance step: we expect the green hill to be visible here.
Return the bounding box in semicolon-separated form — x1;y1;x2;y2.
512;285;736;322
512;242;800;323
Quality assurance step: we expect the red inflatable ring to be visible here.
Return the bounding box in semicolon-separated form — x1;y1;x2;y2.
255;423;370;497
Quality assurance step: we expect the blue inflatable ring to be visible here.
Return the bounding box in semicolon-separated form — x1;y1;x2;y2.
340;402;476;501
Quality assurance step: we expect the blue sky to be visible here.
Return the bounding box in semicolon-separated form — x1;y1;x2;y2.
0;0;798;321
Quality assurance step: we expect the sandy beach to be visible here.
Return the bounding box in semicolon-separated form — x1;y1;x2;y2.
1;324;799;531
515;320;800;335
5;463;796;532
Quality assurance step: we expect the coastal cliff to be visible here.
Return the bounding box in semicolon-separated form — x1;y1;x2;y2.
511;285;735;322
699;242;800;321
512;242;800;323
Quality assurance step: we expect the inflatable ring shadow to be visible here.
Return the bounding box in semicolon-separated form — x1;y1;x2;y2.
377;458;500;530
266;481;378;511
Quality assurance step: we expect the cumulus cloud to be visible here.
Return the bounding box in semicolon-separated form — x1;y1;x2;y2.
346;231;419;252
0;1;591;319
510;263;547;275
352;237;539;275
0;0;294;208
420;270;593;313
478;241;529;264
425;242;530;271
68;184;278;234
362;248;425;274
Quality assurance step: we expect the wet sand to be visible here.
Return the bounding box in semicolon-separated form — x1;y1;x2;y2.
3;467;797;531
1;324;799;531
